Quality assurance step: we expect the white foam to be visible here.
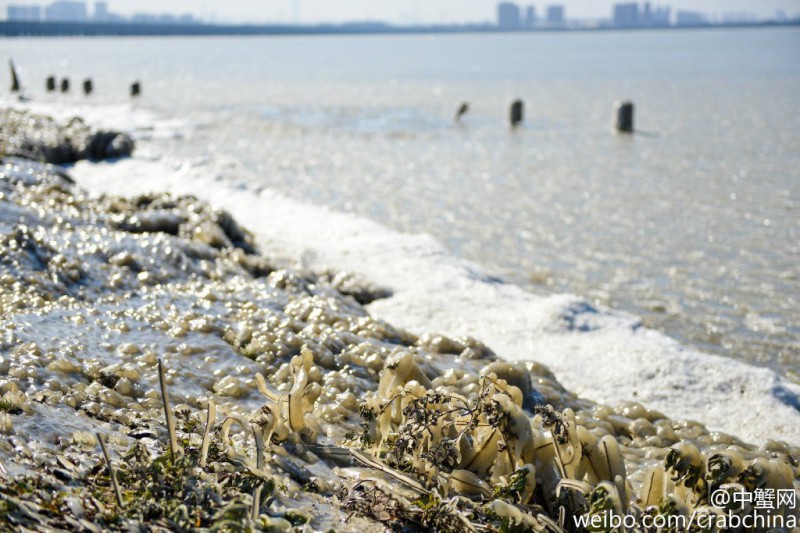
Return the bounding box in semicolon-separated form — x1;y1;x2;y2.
11;98;797;445
70;152;800;447
0;96;190;141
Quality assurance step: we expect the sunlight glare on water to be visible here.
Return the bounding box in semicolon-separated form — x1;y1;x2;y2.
4;27;799;379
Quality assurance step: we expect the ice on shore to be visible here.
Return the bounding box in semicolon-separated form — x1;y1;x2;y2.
70;152;800;446
1;149;798;530
3;97;798;448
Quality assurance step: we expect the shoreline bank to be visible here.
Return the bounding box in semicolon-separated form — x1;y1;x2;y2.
74;148;800;448
3;102;800;445
1;105;798;530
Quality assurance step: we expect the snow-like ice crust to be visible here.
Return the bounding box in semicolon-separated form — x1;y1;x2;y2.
13;98;796;446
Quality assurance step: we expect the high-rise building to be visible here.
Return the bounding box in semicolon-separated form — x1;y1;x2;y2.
613;3;671;27
525;5;536;26
642;2;651;24
650;6;670;26
676;10;706;26
131;13;156;23
497;2;521;29
546;5;564;24
613;3;639;27
7;5;42;21
178;14;200;25
44;1;87;22
94;1;108;20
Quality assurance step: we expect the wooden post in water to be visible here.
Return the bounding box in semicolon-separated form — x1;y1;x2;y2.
60;78;70;93
46;76;56;92
130;81;141;97
9;60;20;92
83;79;93;95
455;102;469;123
614;101;634;133
510;99;524;128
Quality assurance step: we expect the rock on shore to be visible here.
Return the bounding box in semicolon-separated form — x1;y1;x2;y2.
1;108;134;164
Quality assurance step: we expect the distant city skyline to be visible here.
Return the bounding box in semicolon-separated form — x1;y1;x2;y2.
2;0;798;24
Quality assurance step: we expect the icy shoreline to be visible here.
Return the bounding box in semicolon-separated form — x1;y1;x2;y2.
1;138;798;530
71;152;800;447
4;97;798;444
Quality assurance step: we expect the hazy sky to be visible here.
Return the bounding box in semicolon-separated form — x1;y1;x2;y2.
4;0;799;24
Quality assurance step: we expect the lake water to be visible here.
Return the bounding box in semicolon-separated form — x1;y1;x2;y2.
3;27;799;380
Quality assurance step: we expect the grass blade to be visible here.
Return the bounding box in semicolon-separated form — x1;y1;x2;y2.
97;433;123;508
158;359;178;462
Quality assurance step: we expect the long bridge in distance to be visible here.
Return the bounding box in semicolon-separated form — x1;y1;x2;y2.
1;19;797;38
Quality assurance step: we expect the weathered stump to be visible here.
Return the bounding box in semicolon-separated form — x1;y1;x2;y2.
455;102;469;123
9;60;20;92
615;101;634;133
510;99;524;128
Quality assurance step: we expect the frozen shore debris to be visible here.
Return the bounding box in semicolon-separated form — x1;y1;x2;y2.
0;160;797;531
0;108;134;164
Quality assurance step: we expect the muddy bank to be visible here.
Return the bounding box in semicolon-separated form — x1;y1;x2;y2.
0;158;798;531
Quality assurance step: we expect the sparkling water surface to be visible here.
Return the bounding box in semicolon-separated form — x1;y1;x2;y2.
4;27;799;379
